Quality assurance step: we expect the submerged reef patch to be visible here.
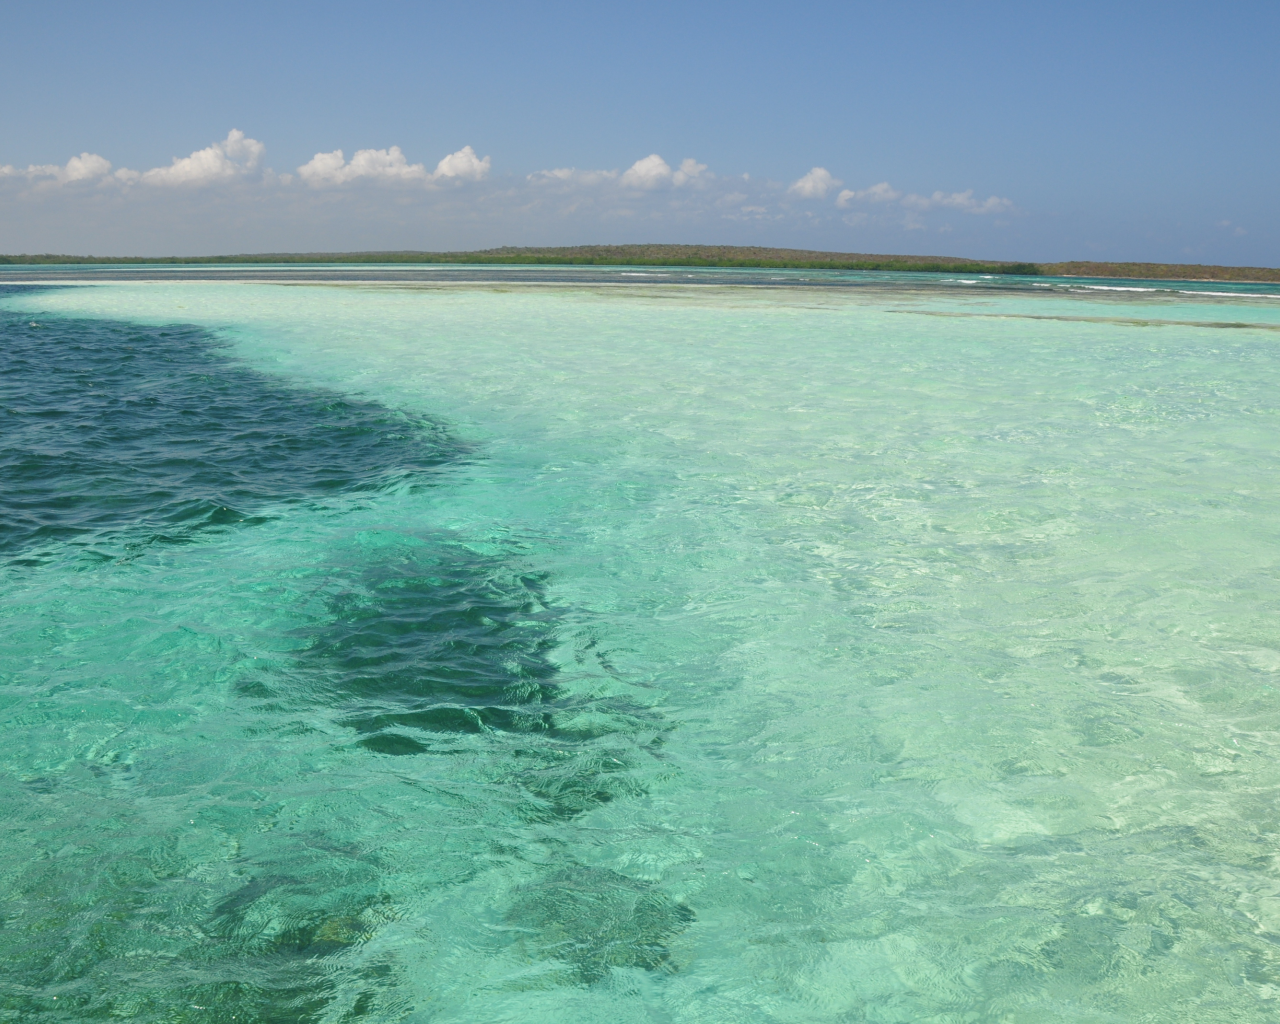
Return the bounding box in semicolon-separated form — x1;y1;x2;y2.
0;291;674;1020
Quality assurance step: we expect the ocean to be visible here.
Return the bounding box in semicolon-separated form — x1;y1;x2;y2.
3;266;1280;1022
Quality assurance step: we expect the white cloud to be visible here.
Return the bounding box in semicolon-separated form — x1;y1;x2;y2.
672;158;709;186
298;146;428;186
533;155;706;190
836;181;1011;216
788;167;841;199
528;167;619;186
46;152;113;183
836;182;901;207
298;150;350;185
902;189;1011;214
1;131;1023;250
2;152;115;184
298;144;489;186
140;130;264;186
434;145;490;181
620;154;673;189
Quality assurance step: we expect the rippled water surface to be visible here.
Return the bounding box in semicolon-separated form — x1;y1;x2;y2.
4;268;1280;1022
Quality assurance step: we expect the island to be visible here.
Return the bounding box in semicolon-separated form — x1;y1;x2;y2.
1;245;1277;284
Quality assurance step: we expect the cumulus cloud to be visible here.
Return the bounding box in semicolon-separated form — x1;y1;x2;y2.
3;131;270;189
538;155;710;191
41;152;113;183
836;182;901;207
299;146;428;186
1;152;115;184
434;145;490;181
1;132;1021;250
298;144;489;186
139;130;264;186
613;154;711;189
788;167;842;199
620;154;674;189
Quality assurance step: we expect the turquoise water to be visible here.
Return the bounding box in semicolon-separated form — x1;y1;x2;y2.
3;268;1280;1022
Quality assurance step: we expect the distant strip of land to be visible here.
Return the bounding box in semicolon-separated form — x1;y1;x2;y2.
1032;260;1280;283
1;245;1277;283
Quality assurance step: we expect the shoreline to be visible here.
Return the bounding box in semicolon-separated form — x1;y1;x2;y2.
1;244;1277;285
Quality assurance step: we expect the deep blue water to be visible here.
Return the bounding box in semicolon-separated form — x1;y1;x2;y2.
0;292;464;562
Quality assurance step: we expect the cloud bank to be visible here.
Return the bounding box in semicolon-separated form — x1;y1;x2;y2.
1;133;496;195
0;132;1008;222
0;130;267;188
297;144;490;187
837;181;1011;216
0;152;115;184
0;131;1021;254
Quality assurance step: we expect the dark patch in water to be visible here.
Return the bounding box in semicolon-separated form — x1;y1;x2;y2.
278;550;666;836
311;557;560;738
276;536;664;820
506;865;695;982
358;731;429;755
0;290;677;1018
0;293;464;563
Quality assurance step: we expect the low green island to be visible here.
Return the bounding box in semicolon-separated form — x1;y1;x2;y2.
1;244;1277;283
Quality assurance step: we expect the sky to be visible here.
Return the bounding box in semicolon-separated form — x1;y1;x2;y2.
1;0;1276;264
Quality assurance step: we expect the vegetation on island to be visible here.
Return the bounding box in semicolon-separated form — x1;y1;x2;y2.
1035;260;1280;283
0;244;1276;283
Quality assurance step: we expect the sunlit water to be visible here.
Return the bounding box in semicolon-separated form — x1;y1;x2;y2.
3;267;1280;1023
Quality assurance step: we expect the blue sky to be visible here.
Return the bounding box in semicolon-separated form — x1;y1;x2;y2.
2;1;1276;263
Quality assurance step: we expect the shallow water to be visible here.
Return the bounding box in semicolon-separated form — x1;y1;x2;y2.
3;268;1280;1022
